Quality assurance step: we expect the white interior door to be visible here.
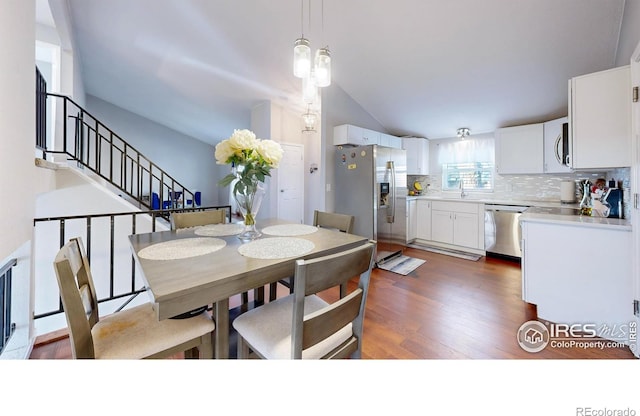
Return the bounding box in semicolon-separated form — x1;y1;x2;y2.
631;42;640;358
277;143;304;223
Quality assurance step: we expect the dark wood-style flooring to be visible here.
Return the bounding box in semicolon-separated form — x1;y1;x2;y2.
29;247;635;359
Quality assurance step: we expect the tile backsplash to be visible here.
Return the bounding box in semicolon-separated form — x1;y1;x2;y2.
408;167;631;219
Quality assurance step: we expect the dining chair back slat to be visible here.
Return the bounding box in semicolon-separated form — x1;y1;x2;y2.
313;210;354;233
170;210;226;230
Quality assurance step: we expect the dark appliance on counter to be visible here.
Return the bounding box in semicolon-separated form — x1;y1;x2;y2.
602;188;623;218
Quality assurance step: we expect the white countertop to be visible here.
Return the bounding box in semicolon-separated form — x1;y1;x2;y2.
519;210;631;230
407;193;631;230
408;193;577;208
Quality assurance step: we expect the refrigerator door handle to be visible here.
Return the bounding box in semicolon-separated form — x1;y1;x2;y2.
387;160;395;223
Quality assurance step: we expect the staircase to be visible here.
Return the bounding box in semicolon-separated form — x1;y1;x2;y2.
41;92;197;213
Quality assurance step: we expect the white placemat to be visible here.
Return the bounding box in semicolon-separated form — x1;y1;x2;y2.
237;237;315;259
261;224;319;236
194;223;245;237
138;237;226;260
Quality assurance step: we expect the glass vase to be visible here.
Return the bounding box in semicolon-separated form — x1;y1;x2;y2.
234;182;265;242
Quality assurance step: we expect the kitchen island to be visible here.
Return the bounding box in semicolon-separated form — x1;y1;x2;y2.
519;210;633;344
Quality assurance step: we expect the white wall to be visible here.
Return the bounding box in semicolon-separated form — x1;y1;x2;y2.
615;0;640;66
0;0;37;359
86;95;220;207
0;0;36;261
250;100;323;224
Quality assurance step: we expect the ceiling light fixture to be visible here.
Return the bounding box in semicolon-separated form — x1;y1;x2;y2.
293;0;331;88
457;127;470;139
293;1;311;78
302;105;317;133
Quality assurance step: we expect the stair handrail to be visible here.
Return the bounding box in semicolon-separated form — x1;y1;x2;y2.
42;92;197;212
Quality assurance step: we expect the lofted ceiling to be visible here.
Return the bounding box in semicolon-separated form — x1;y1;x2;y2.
43;0;627;144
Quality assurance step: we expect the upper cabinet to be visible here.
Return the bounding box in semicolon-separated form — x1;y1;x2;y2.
333;124;402;148
333;124;378;146
494;123;544;174
403;137;430;175
380;132;402;149
569;65;631;169
543;116;572;173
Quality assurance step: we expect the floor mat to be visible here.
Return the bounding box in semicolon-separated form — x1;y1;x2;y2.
407;244;482;261
376;255;426;275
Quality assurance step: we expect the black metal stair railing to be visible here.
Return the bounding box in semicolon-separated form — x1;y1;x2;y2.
0;258;17;354
33;206;232;321
41;92;197;213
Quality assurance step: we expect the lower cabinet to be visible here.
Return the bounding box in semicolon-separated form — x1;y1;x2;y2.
416;200;431;241
407;199;417;242
521;219;632;342
431;201;481;249
414;199;483;251
431;209;479;248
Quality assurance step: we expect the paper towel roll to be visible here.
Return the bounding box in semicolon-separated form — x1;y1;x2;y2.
560;181;575;203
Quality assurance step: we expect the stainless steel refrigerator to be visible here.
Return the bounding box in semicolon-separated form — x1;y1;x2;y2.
335;145;407;263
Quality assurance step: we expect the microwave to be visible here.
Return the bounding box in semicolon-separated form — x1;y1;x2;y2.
559;122;570;166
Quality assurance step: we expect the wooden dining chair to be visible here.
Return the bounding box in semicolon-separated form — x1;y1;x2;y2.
269;210;355;301
53;237;215;359
170;209;226;230
233;241;376;359
313;210;355;234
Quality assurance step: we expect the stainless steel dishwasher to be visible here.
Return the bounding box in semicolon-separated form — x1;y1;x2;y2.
484;204;529;259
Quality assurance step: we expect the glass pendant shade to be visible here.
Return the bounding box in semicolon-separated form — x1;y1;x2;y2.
302;108;317;132
314;47;331;87
302;74;318;104
293;38;311;78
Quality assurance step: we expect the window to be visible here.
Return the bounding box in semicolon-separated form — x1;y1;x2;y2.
438;136;495;192
442;162;494;191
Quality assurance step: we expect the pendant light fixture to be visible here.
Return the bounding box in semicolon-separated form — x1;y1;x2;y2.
293;0;310;79
314;47;331;87
293;0;331;87
302;70;319;104
313;0;331;87
302;105;317;133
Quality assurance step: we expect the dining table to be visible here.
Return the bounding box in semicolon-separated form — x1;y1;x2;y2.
128;218;369;358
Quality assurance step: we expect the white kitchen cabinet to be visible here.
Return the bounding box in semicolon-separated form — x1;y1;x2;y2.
520;219;632;342
380;133;403;149
333;124;380;146
407;199;417;242
431;210;453;243
452;212;479;248
543;116;572;173
416;199;431;241
494;123;544;174
430;201;481;249
403;137;429;175
569;65;631;169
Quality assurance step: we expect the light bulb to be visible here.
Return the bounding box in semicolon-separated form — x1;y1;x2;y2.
314;48;331;87
302;73;318;104
293;38;311;78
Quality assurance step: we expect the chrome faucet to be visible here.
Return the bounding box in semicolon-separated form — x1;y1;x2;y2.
460;179;467;198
